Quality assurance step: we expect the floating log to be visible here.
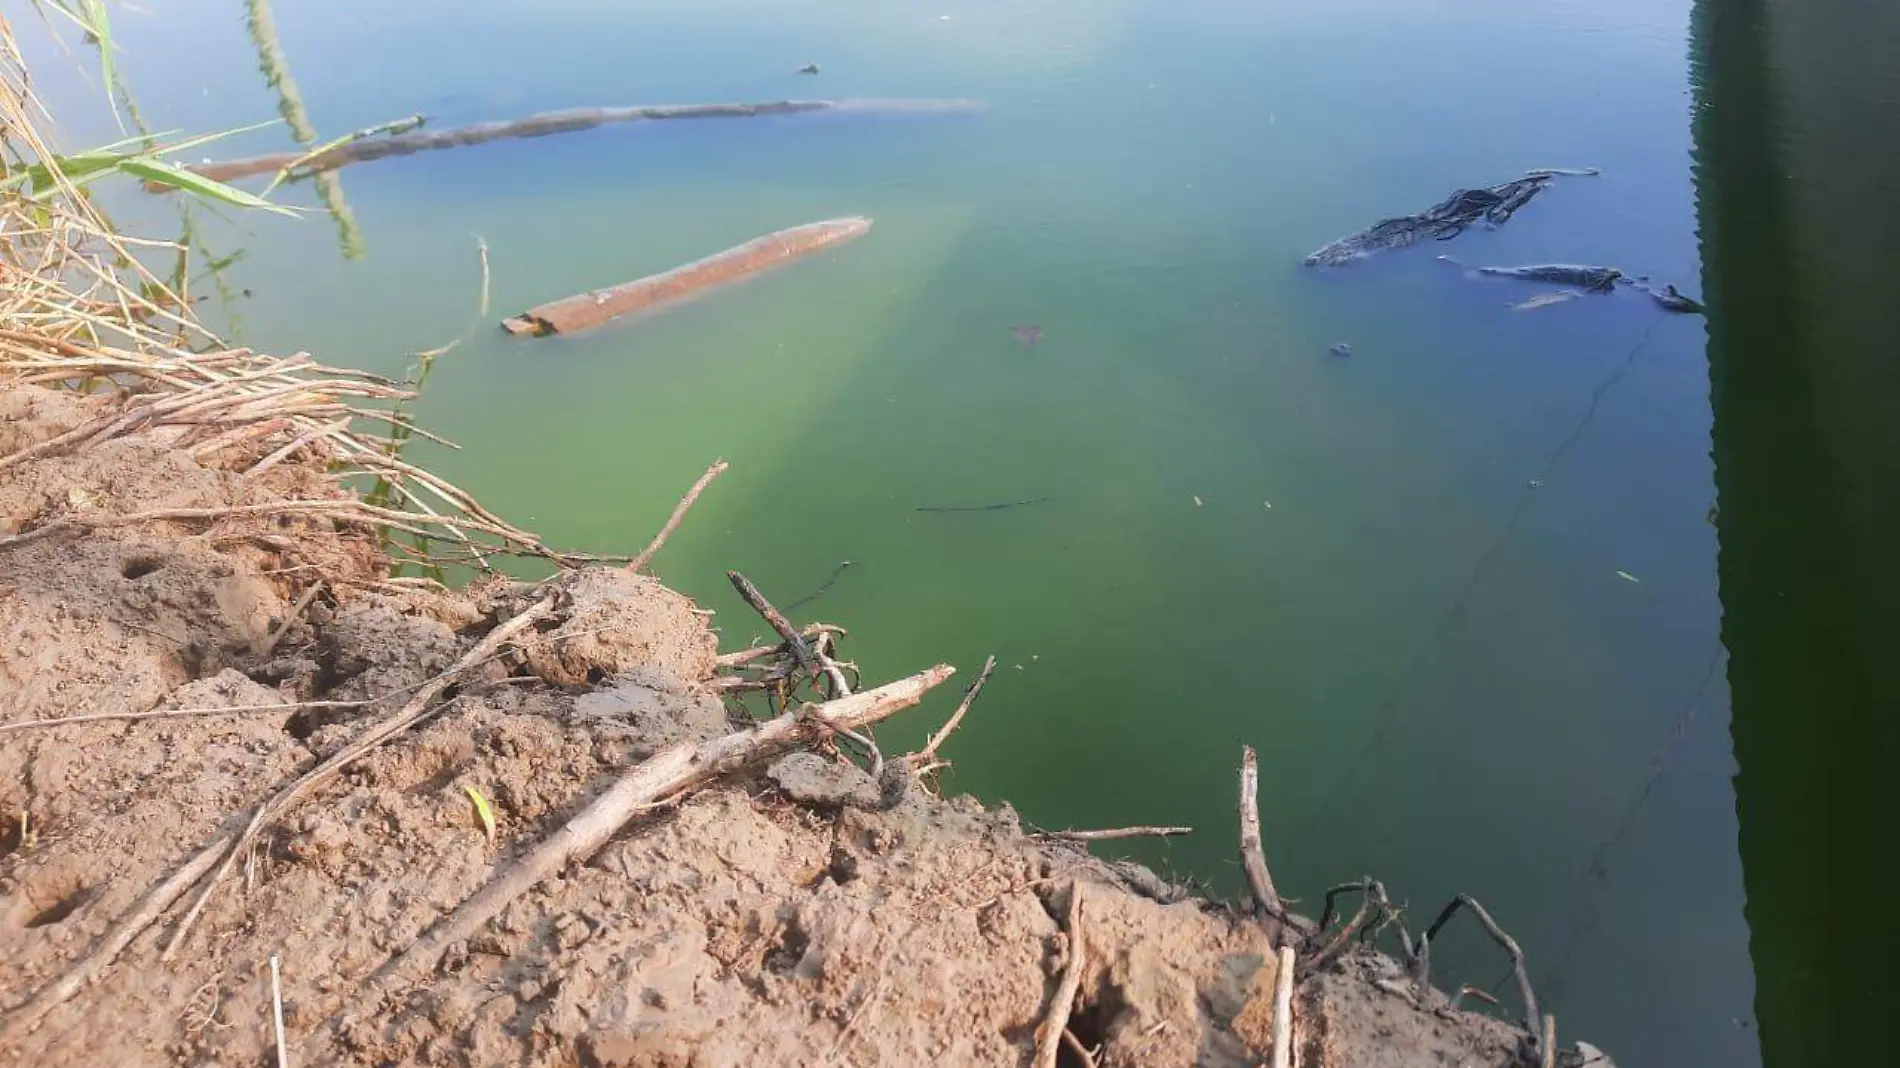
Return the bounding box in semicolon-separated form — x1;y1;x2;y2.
500;217;872;337
157;98;982;187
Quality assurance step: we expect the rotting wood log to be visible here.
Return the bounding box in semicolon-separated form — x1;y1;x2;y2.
153;98;983;187
501;217;872;337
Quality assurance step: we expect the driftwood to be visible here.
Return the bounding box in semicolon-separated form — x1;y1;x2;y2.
372;665;954;992
501;217;872;336
156;98;982;187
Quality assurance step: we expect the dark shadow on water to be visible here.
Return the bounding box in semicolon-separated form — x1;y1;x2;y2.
1693;0;1900;1064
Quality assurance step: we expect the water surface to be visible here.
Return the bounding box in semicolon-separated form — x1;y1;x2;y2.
28;2;1764;1064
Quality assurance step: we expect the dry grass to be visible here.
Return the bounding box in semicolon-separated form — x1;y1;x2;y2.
0;20;582;572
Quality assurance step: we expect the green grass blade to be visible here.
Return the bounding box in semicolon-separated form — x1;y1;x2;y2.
116;158;299;216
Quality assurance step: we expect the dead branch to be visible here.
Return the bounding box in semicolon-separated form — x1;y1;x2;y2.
1238;745;1286;945
1423;894;1541;1046
256;581;324;660
913;653;996;766
1541;1015;1558;1068
157;596;557;958
372;664;953;991
625;460;727;573
727;570;819;676
1042;826;1193;842
1448;985;1499;1013
1033;884;1089;1068
162;99;981;185
1271;944;1296;1068
0;697;361;736
713;623;847;668
1307;878;1396;970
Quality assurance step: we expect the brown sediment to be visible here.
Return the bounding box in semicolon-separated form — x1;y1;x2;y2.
157;98;983;186
500;216;873;337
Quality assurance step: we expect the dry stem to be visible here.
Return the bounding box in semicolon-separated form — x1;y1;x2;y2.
626;460;727;572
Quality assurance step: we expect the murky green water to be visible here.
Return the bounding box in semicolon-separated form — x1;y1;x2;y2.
29;1;1851;1063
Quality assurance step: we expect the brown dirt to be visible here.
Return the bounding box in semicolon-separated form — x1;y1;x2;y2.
0;380;1590;1067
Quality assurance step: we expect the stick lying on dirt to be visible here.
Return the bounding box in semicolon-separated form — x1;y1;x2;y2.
1032;884;1089;1068
154;99;982;186
372;664;954;991
1271;944;1296;1068
161;596;560;958
626;460;727;573
1;596;559;1034
501;217;872;336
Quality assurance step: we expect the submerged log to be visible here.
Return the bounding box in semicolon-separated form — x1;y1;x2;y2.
157;98;981;186
500;217;873;337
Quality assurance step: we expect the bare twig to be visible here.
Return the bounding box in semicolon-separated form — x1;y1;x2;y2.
161;596;558;958
1042;826;1193;843
1423;894;1540;1044
1033;884;1089;1068
268;955;290;1068
914;654;996;766
1541;1014;1558;1068
626;460;727;573
713;623;847;668
370;666;952;992
1271;944;1296;1068
726;570;818;676
256;581;324;660
0;697;360;736
1062;1029;1099;1068
1449;984;1499;1013
1307;878;1395;970
1238;745;1285;945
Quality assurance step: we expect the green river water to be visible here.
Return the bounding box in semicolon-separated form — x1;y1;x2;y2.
26;1;1900;1064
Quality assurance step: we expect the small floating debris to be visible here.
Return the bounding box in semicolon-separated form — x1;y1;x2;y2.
1010;324;1044;348
797;63;821;75
502;216;872;337
1615;570;1641;583
1329;342;1352;357
1193;495;1204;507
